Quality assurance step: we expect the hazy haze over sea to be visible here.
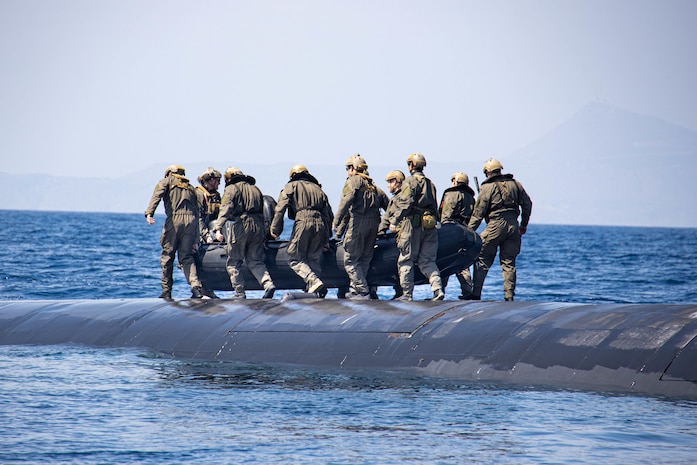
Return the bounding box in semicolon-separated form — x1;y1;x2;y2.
2;102;696;228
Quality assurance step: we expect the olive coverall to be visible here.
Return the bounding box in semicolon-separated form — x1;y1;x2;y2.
439;183;476;298
270;173;334;292
468;173;532;300
145;174;203;294
333;172;381;296
213;174;274;297
389;171;443;300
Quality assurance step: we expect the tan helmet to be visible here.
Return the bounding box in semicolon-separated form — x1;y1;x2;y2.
452;171;469;185
224;166;243;182
483;158;503;174
198;167;222;183
165;164;185;177
289;164;308;178
385;170;405;183
346;154;368;172
406;152;427;169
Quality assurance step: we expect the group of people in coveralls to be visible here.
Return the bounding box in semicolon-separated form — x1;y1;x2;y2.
145;154;532;302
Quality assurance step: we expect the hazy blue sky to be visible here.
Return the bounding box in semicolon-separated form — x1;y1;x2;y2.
2;0;696;178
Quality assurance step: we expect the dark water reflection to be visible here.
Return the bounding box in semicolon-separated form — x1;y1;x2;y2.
3;345;696;465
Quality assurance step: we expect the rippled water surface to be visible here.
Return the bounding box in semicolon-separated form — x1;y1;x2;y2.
1;210;696;464
2;346;696;465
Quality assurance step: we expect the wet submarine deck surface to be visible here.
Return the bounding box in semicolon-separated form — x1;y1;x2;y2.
1;298;696;398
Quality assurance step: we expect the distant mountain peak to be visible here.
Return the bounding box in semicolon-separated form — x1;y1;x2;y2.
519;101;697;161
505;100;697;227
578;99;627;120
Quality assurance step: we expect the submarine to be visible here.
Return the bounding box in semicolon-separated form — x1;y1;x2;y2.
1;297;696;398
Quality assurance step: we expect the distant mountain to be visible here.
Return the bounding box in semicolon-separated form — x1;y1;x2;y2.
509;101;697;227
1;101;695;227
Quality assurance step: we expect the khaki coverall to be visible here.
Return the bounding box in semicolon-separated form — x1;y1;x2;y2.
270;173;334;291
145;174;203;294
196;185;221;243
389;172;443;299
439;184;476;298
333;173;381;296
213;174;274;297
468;173;532;300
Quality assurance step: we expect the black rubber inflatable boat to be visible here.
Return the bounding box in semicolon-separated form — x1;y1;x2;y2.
198;222;482;293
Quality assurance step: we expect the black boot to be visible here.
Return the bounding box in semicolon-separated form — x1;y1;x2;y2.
191;286;210;299
159;290;172;300
263;286;276;299
203;288;220;299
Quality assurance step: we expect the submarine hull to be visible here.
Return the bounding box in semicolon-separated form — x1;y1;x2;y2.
197;222;481;291
1;298;696;397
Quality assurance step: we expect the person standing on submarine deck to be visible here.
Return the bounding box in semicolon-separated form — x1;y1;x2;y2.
439;171;476;300
388;153;445;302
332;154;382;300
212;167;276;300
467;158;532;301
270;164;334;296
145;164;208;300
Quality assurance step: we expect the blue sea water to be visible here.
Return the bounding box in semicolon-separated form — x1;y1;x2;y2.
1;210;697;464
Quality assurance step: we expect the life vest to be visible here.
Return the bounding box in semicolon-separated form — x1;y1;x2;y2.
197;185;221;217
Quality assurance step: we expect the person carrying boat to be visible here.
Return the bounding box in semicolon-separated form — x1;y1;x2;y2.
270;164;334;296
467;158;532;301
195;167;222;244
388;153;445;301
211;167;276;299
378;170;405;235
439;172;476;300
376;169;406;300
333;154;382;300
145;164;208;300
